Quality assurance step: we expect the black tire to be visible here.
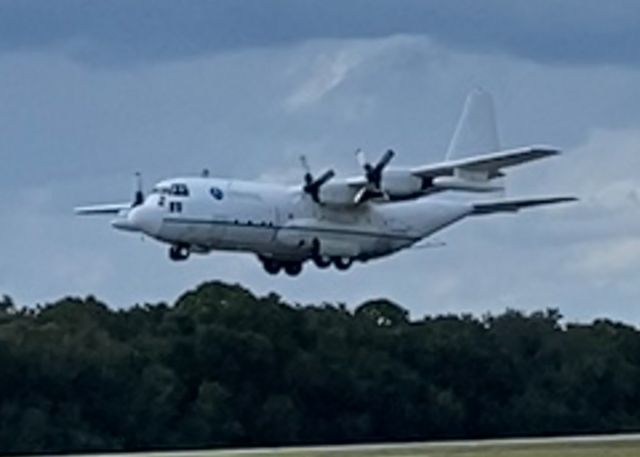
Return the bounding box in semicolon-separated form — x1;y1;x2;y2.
313;256;332;269
263;259;282;275
169;245;190;261
284;262;303;277
333;257;353;271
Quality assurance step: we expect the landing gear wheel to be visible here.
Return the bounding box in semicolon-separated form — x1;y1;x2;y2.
284;262;303;277
313;256;332;269
169;245;190;261
333;257;353;271
262;259;282;275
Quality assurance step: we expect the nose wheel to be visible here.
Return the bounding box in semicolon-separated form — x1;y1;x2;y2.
169;245;190;261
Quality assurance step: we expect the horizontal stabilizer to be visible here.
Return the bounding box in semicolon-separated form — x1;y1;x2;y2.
74;203;130;215
472;196;577;215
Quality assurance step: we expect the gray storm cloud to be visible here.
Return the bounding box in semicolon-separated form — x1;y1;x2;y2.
1;1;639;66
2;4;640;322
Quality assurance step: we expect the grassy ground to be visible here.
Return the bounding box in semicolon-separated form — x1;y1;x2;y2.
176;437;640;457
77;437;640;457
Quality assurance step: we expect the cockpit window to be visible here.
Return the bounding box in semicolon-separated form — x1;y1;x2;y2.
170;183;190;197
151;186;171;195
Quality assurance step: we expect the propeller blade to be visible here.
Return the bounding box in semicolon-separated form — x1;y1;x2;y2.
375;149;395;172
365;149;395;189
303;170;335;204
299;155;314;186
299;155;334;204
299;155;311;174
132;172;144;207
315;169;335;188
355;148;366;168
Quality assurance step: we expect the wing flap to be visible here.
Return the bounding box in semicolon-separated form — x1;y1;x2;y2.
472;196;576;215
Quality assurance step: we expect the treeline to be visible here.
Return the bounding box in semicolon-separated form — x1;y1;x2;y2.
0;283;639;454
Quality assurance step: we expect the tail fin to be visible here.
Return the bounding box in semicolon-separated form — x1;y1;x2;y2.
447;88;500;160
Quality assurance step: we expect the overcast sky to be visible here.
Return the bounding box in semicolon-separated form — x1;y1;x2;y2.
2;1;640;322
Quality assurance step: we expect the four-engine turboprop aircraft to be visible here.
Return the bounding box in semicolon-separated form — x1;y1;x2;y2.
76;90;575;276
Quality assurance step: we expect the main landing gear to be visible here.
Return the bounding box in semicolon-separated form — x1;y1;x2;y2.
332;257;353;271
261;258;304;277
261;256;353;276
169;244;190;261
260;239;354;276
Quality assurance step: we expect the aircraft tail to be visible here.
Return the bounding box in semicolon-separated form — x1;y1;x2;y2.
447;88;500;160
441;89;504;195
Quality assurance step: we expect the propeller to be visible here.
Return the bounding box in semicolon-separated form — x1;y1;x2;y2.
353;149;395;204
300;155;335;204
357;148;395;189
132;172;144;207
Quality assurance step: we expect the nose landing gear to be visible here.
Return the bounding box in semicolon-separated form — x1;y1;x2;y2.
169;244;190;261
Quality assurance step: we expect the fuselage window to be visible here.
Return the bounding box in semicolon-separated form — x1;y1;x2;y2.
169;201;183;213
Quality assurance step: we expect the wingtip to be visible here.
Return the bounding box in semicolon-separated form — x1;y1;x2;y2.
531;145;562;156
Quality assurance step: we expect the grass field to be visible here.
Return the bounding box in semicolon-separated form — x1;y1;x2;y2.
97;435;640;457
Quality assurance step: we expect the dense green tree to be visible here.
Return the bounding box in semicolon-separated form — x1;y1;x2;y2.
0;281;639;454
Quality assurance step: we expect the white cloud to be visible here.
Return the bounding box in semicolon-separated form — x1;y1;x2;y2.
285;50;364;110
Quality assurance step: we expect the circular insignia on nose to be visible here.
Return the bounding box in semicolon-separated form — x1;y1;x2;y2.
210;187;224;200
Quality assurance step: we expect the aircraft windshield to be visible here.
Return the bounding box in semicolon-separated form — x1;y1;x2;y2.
170;183;190;196
151;187;171;195
151;183;190;196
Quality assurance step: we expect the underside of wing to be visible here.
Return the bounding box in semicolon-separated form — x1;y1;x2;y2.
74;203;131;215
471;196;577;215
412;146;560;179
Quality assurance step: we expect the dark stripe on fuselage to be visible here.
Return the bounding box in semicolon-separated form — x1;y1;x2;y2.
162;217;419;242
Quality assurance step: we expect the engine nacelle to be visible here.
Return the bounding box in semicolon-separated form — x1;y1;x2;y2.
318;182;361;207
381;169;425;198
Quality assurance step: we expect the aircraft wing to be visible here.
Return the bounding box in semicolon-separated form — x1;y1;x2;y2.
411;145;560;179
75;203;131;215
471;196;576;215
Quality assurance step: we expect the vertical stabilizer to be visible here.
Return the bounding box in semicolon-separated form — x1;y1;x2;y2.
446;88;500;160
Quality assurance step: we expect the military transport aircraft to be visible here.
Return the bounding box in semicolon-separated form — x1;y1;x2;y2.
76;90;575;276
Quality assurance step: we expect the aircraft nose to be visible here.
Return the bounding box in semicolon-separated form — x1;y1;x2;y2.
111;212;139;232
111;205;162;235
128;205;162;236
